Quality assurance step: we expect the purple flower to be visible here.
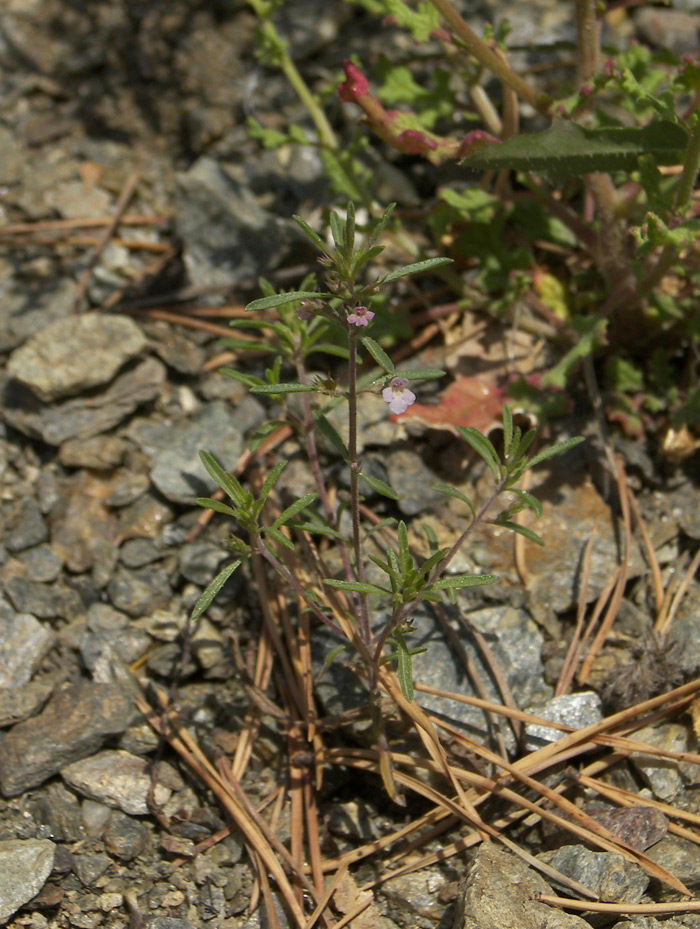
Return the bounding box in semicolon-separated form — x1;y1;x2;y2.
347;306;375;327
382;377;416;415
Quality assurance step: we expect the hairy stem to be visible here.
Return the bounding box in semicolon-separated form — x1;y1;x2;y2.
575;0;600;86
347;332;371;646
427;0;552;115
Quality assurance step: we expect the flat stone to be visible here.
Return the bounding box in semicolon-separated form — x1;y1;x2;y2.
452;844;590;929
59;435;128;470
385;449;443;516
630;723;688;802
1;357;166;445
149;402;244;504
0;678;54;728
525;692;602;750
15;543;64;582
3;576;84;620
537;846;648;903
62;750;172;816
107;565;172;617
5;498;48;552
0;839;56;924
103;812;148;861
0;607;56;688
0;681;132;796
7;312;147;402
647;835;700;889
50;470;120;573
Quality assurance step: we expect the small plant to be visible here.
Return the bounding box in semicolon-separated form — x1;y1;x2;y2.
193;203;583;796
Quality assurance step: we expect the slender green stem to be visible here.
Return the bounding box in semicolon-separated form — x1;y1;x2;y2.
347;332;371;646
427;0;552;116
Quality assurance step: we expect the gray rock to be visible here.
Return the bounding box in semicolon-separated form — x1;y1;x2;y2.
175;157;287;288
149;402;244;504
0;278;75;354
73;850;112;887
385;449;443;516
179;541;232;586
1;356;166;445
0;839;56;924
29;782;84;842
525;692;602;750
629;723;688;802
452;844;590;929
0;679;54;728
103;811;148;861
107;565;172;617
119;538;162;568
0;682;132;796
15;543;64;582
634;7;700;55
537;846;648;903
4;576;83;620
7;312;147;402
59;434;129;470
5;498;48;552
647;835;700;889
0;607;56;687
61;750;172;816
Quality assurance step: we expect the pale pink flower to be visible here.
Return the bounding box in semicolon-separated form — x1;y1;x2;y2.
382;377;416;415
347;306;375;327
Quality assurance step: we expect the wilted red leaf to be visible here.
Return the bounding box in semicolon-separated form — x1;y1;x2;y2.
391;375;506;434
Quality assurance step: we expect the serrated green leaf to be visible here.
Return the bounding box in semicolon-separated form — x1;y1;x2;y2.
524;435;585;470
457;427;502;481
195;497;238;517
191;560;242;620
323;579;391;596
360;336;395;374
271;492;318;529
250;383;318;394
428;573;499;590
379;256;453;283
359;471;400;500
199;451;249;506
493;519;544;546
431;482;475;515
245;291;331;312
462;119;688;181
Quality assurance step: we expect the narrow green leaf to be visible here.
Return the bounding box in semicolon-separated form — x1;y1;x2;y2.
394;634;414;702
431;482;475;515
219;368;266;388
524;435;585;471
422;522;439;555
493;519;544;546
360;336;395;375
359;471;400;500
399;368;446;381
245;291;331;312
510;488;543;518
323;579;391;596
308;343;350;359
379;257;453;284
367;517;398;535
195;497;237;517
428;573;499;591
397;521;411;576
366;202;396;247
502;405;514;458
265;525;296;550
457;427;502;481
199;451;248;506
345;201;356;255
330;210;345;251
292;214;329;254
191;560;242;620
252;461;287;517
352;245;385;274
314;413;349;458
219;338;276;353
271;491;318;529
508;428;537;467
316;643;351;683
295;522;345;539
247;420;287;453
250;383;317;394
